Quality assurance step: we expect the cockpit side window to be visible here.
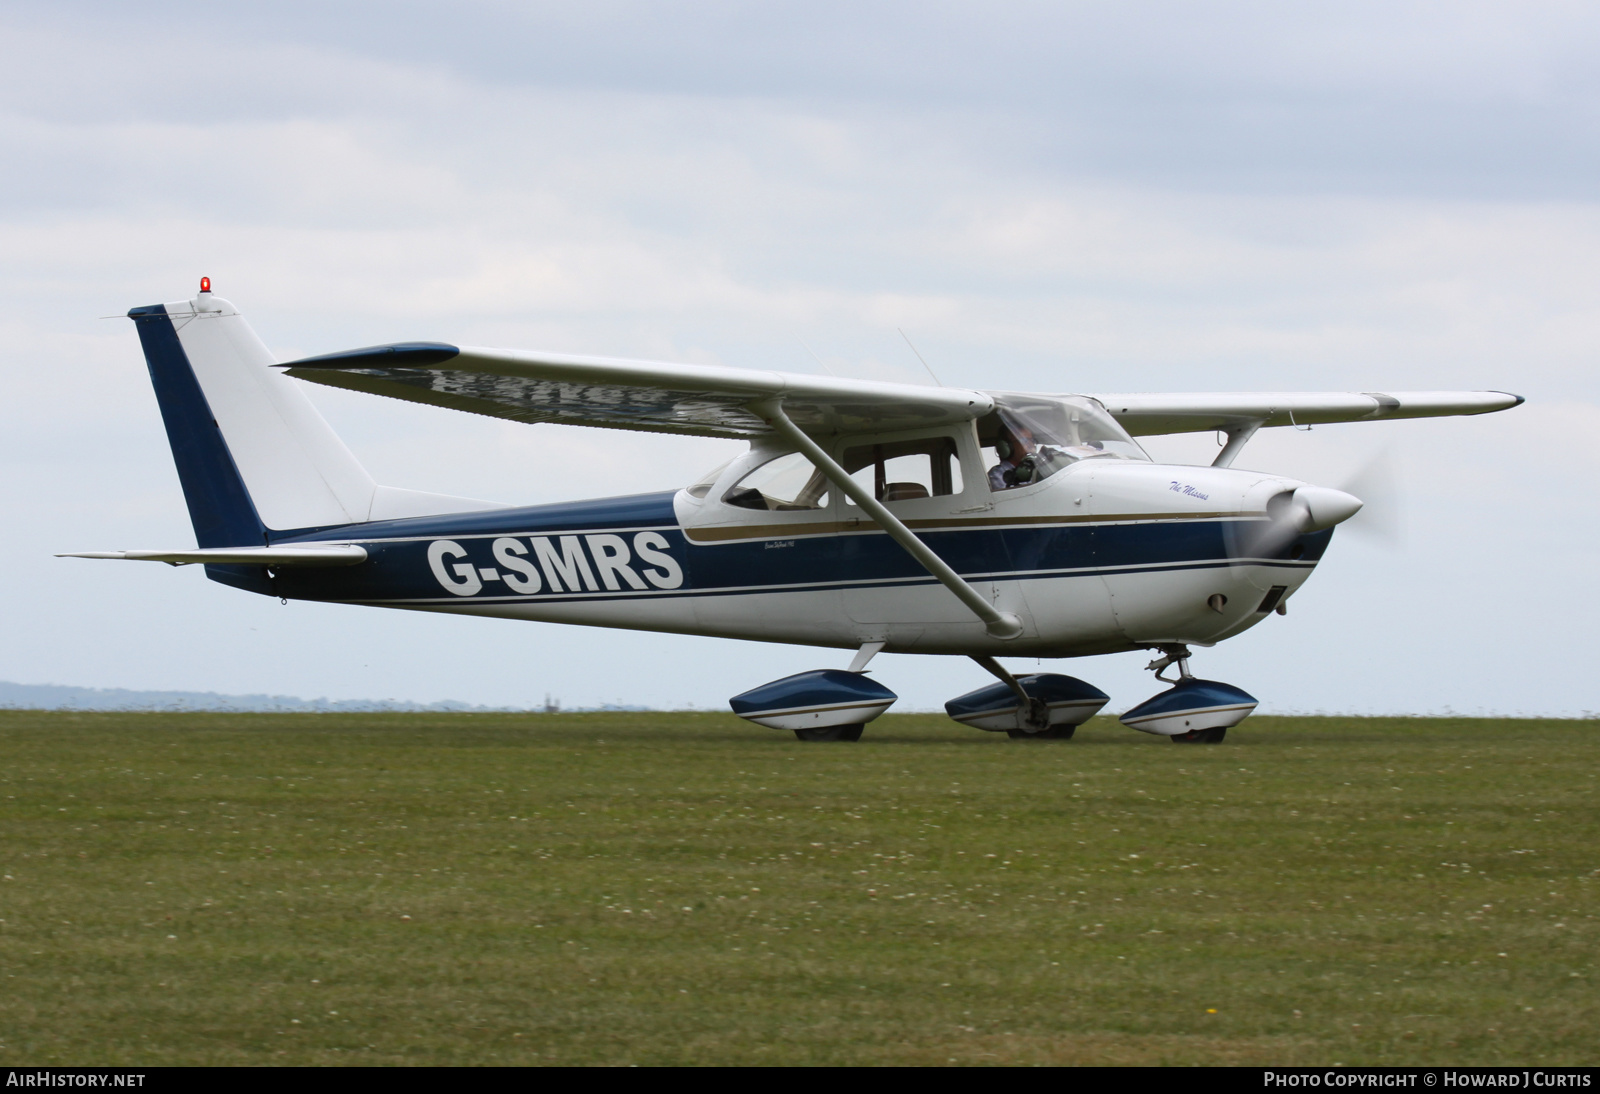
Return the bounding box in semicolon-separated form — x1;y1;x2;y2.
721;452;831;511
978;395;1149;490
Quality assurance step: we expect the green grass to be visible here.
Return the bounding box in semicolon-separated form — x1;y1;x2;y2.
0;710;1595;1066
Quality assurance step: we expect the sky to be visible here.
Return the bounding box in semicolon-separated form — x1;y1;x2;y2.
1;1;1595;716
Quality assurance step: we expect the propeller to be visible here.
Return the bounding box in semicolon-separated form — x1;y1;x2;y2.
1233;483;1365;563
1230;447;1402;563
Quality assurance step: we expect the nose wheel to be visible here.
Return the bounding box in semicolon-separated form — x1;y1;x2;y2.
1170;726;1227;744
1008;725;1077;740
794;725;865;742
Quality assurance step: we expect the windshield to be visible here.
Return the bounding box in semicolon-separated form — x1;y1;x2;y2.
978;394;1148;490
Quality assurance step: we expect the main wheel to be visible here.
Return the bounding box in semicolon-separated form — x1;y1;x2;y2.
1170;727;1227;743
794;724;865;742
1006;725;1076;740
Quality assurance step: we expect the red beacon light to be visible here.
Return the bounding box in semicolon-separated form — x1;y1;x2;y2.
199;276;211;294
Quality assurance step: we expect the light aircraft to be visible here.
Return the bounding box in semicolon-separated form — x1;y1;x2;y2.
64;280;1522;742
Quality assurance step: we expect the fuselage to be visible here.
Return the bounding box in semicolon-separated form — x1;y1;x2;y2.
243;455;1330;660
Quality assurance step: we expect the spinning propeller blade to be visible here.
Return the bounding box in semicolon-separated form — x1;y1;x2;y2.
1231;484;1365;563
1336;448;1403;546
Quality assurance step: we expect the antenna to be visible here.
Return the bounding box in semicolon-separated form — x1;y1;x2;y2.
800;340;839;377
898;328;942;386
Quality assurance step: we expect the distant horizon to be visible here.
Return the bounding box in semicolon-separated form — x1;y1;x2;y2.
0;679;653;714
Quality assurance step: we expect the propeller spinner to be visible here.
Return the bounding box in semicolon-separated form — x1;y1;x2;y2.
1241;484;1365;560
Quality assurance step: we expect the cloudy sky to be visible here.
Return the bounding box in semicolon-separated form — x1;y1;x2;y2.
2;1;1595;715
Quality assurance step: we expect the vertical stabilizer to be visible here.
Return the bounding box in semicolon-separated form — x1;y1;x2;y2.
130;283;504;548
131;301;264;547
130;288;379;544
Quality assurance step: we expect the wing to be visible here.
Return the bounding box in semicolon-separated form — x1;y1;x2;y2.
278;343;993;438
1086;390;1523;436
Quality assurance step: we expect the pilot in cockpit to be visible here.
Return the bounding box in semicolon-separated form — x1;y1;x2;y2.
988;423;1037;490
989;415;1115;490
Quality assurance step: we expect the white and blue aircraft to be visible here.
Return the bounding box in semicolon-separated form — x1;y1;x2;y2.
64;280;1523;742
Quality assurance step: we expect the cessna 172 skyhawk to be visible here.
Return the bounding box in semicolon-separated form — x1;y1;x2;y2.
65;281;1522;742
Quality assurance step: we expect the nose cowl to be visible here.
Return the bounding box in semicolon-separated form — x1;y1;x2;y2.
1291;486;1363;532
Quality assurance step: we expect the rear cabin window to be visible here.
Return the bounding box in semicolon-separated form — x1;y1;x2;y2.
840;436;964;505
722;452;830;511
685;459;732;499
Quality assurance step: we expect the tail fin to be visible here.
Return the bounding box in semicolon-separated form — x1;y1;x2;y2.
130;283;499;547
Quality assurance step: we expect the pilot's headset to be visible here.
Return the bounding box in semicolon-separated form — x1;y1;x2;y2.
993;436;1015;461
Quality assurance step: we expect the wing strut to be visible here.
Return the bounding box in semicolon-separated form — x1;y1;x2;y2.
758;400;1024;640
1211;421;1262;468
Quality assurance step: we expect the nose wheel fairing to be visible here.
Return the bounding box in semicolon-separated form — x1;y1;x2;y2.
1120;677;1259;735
1120;647;1258;738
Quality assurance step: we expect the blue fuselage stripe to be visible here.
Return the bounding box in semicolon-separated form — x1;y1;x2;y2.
261;491;1331;606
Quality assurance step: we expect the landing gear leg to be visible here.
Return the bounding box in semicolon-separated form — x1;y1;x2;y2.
1146;644;1194;686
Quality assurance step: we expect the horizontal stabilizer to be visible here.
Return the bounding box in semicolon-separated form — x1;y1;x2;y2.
58;545;368;567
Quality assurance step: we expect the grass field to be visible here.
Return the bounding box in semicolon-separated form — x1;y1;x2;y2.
0;710;1594;1067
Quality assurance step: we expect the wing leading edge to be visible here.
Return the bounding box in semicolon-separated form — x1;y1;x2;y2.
279;343;993;438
